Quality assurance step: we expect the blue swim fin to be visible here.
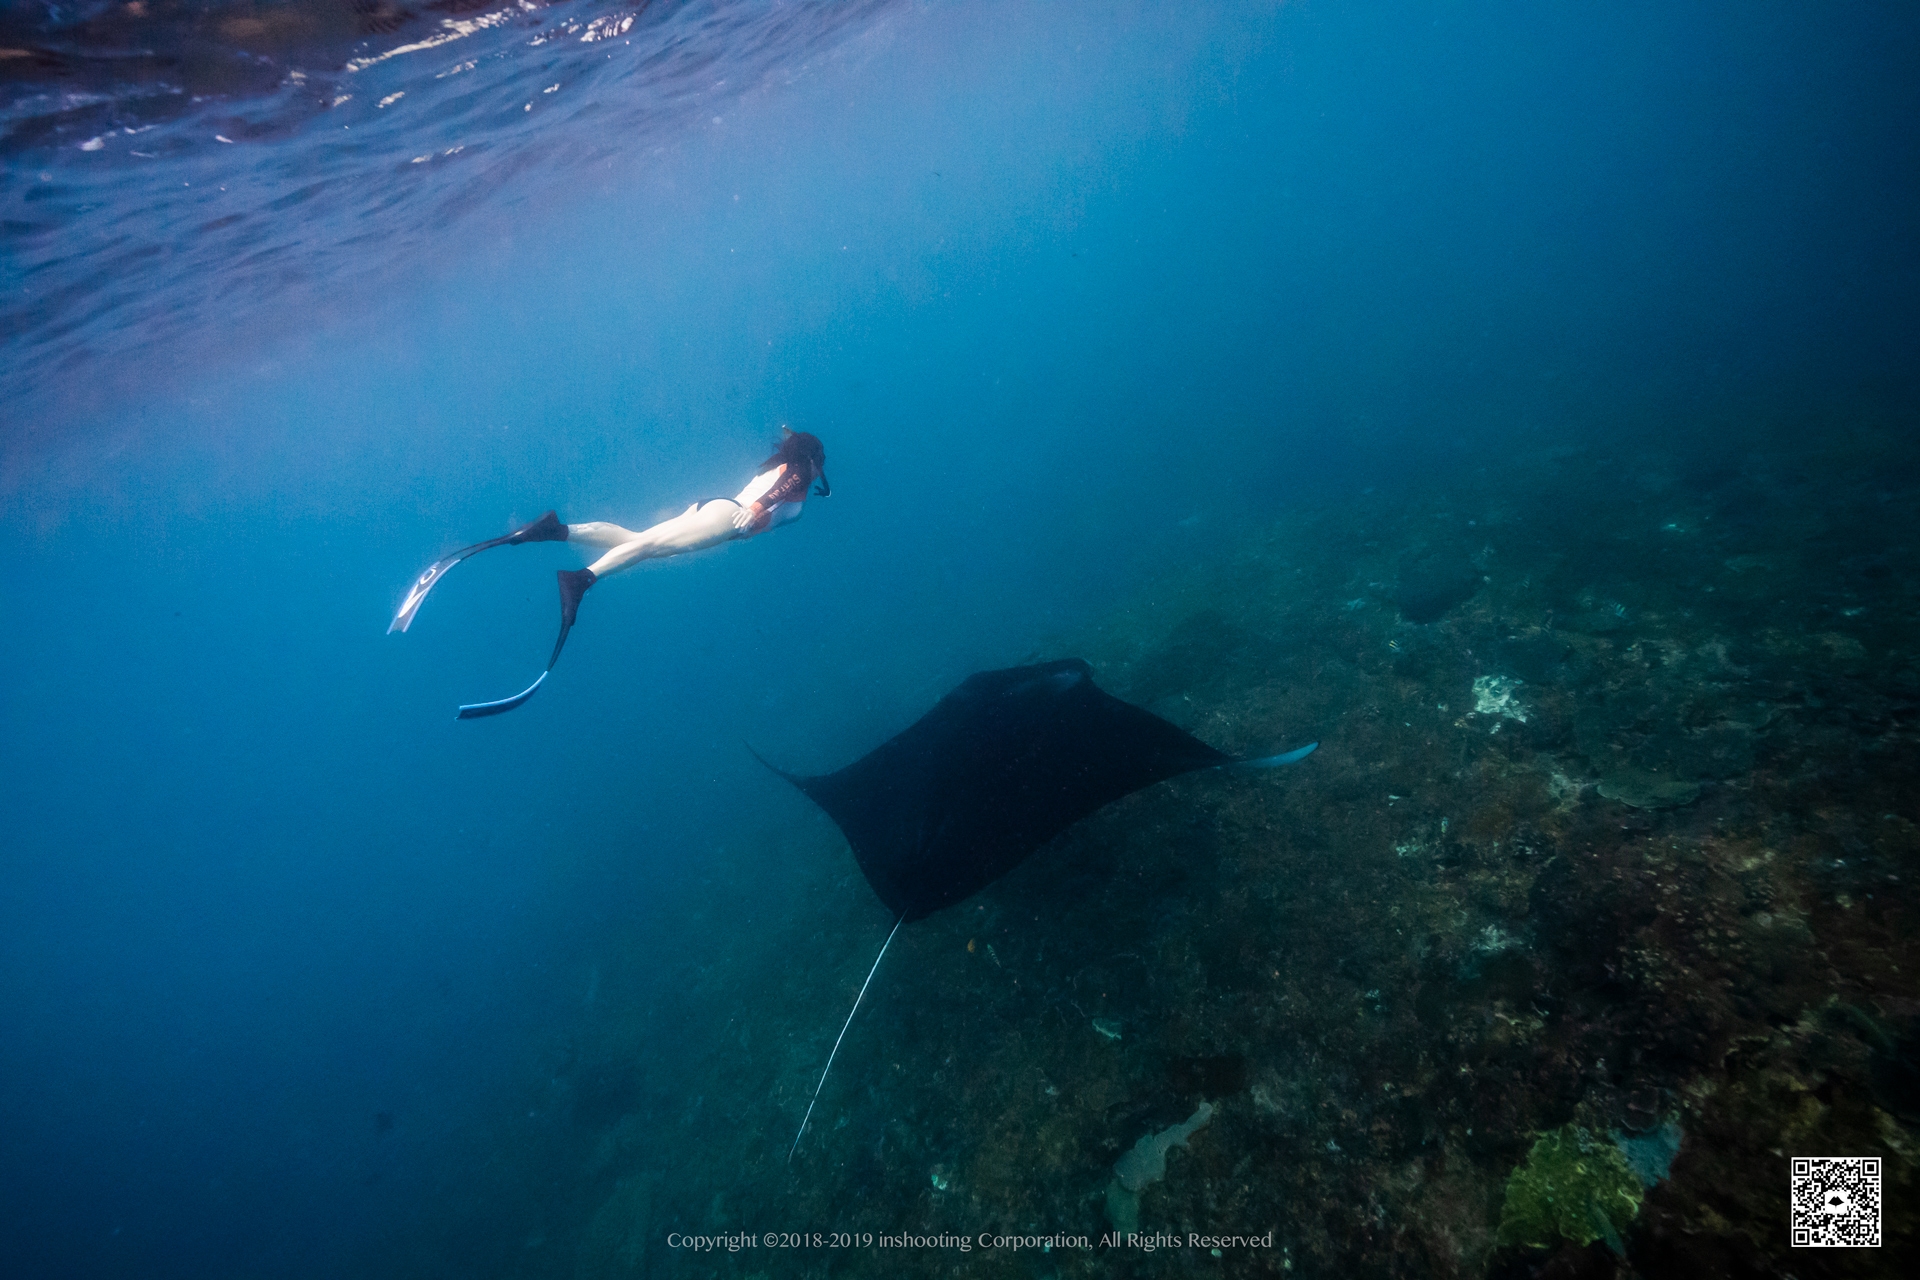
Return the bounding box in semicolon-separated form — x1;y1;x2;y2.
451;564;595;720
456;671;548;720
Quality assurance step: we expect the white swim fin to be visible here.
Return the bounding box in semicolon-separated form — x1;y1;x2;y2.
387;511;569;634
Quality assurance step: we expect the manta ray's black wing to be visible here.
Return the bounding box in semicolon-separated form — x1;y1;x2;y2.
772;659;1234;920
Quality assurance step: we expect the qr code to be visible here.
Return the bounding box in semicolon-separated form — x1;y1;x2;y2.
1791;1156;1881;1247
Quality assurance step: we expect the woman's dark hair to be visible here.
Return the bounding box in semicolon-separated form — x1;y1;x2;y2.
760;429;829;495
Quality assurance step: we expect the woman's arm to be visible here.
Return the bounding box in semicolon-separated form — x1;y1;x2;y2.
731;463;812;531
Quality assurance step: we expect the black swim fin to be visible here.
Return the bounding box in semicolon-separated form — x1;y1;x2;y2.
454;567;596;721
552;568;596;668
388;510;569;634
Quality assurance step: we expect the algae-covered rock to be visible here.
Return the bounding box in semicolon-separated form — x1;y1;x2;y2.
1573;693;1657;772
1596;770;1699;810
1657;722;1754;780
576;1176;653;1279
1496;1125;1643;1250
1105;1180;1141;1236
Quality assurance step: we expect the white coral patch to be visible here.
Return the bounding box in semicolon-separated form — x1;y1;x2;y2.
1471;674;1527;723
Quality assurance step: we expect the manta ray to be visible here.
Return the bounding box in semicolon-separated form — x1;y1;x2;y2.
754;658;1317;1159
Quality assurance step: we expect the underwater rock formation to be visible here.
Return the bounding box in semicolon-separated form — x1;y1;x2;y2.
1105;1102;1215;1234
576;1176;652;1280
1394;553;1482;623
1612;1119;1683;1188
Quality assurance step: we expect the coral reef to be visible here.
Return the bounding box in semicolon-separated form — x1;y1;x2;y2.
413;422;1919;1279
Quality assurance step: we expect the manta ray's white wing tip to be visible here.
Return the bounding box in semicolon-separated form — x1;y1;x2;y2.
1240;741;1318;769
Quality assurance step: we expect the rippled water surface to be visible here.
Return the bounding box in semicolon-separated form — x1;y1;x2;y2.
2;1;892;406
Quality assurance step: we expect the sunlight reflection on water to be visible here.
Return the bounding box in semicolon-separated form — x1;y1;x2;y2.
1;0;896;407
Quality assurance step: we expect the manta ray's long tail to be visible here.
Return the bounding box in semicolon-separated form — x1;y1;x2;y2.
789;913;905;1164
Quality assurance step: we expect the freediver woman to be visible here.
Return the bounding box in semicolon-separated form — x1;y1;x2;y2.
389;427;829;718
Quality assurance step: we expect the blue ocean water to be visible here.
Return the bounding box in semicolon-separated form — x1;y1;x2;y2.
3;2;1917;1277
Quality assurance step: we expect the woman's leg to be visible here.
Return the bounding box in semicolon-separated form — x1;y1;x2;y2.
428;502;740;717
565;520;645;551
575;502;742;578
